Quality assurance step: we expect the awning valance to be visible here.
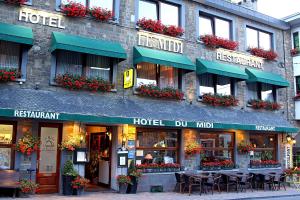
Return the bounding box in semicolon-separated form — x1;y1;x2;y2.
196;59;248;80
245;68;289;88
50;32;127;60
133;46;195;71
0;22;33;45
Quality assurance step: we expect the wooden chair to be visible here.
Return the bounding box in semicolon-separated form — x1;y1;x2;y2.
238;174;254;192
273;173;286;191
174;173;185;193
182;174;202;195
203;174;222;195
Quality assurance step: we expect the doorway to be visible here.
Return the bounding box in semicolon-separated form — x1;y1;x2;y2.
85;126;112;191
36;123;62;194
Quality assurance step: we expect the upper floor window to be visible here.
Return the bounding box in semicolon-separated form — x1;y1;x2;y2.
199;74;235;96
246;27;272;50
293;32;299;49
247;83;276;102
0;123;16;170
296;76;300;95
61;0;114;11
199;14;231;39
55;50;112;81
0;41;21;71
136;63;179;89
138;0;180;26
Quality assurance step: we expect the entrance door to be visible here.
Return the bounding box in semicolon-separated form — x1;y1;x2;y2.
36;124;62;194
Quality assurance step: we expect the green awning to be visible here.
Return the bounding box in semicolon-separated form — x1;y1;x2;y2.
246;68;289;88
50;32;127;60
133;46;195;71
196;59;248;80
0;22;33;45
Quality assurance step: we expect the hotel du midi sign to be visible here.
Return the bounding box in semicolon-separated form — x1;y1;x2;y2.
18;8;65;29
138;30;183;53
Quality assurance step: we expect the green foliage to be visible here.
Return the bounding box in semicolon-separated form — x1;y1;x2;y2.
63;160;78;176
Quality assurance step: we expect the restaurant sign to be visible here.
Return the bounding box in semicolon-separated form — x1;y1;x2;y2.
19;8;65;29
14;110;60;120
285;144;293;169
216;48;264;69
138;31;183;53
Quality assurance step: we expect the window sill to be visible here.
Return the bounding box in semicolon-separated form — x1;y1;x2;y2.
248;167;281;171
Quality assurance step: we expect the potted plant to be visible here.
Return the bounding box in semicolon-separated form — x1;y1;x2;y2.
185;141;202;156
62;160;78;195
127;161;142;194
60;2;87;17
60;135;81;151
16;133;39;156
19;179;38;197
117;175;131;194
71;176;89;196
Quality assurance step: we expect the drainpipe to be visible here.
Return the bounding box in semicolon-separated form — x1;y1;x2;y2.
282;30;289;122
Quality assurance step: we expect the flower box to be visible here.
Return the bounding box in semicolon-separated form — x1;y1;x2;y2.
4;0;27;5
0;68;19;82
201;160;235;171
136;84;184;100
291;48;300;57
89;7;114;22
55;74;114;92
202;93;238;107
136;163;180;173
250;160;281;168
137;18;184;38
248;99;281;111
200;35;239;50
61;2;87;17
249;48;277;61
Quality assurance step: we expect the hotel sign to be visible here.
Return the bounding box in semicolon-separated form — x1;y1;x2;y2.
14;110;60;120
216;48;264;69
137;31;183;53
19;8;65;29
133;118;214;128
123;69;134;89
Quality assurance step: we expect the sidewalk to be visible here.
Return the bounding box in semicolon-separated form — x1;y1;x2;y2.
5;187;299;200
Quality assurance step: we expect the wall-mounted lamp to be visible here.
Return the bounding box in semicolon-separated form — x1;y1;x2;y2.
286;135;292;142
292;138;297;145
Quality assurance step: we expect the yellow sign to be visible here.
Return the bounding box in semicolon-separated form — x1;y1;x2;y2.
123;69;134;89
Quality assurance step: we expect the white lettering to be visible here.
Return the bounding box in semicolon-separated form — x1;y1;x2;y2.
19;10;29;22
29;13;39;24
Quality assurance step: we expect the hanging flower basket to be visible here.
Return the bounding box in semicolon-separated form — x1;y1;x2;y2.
3;0;27;5
248;99;281;111
291;48;300;57
55;73;114;92
202;93;238;107
61;2;87;17
185;141;203;156
0;68;20;82
238;142;254;154
249;48;277;60
137;18;184;38
136;84;184;100
60;135;82;151
89;7;114;22
200;35;239;50
16;134;39;156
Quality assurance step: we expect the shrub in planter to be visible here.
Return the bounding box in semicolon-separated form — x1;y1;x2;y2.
200;35;239;50
4;0;27;5
136;84;184;100
249;48;277;61
61;2;87;17
62;160;78;195
20;179;39;195
117;175;132;194
71;176;89;196
202;93;238;107
89;7;114;22
0;68;20;82
248;99;281;111
127;161;142;194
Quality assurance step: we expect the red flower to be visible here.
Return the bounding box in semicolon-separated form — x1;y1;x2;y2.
202;93;238;107
164;25;184;37
4;0;27;4
248;99;281;111
200;35;239;50
249;48;277;60
61;2;87;17
0;68;20;82
89;7;114;22
136;84;184;100
291;48;299;57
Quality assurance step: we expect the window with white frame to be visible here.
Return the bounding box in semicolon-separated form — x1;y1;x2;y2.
136;62;180;88
55;50;112;81
247;83;276;102
61;0;114;11
199;14;231;39
138;0;180;26
246;27;272;50
199;74;235;96
293;32;299;49
0;41;21;72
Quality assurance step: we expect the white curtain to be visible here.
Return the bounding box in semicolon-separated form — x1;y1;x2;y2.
86;55;111;80
216;76;231;95
136;62;157;86
247;83;258;100
0;41;20;70
199;74;214;95
56;50;82;76
261;83;274;102
159;66;178;88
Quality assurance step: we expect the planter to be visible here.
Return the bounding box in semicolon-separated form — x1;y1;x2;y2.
119;183;128;194
73;187;84;196
62;175;74;195
127;176;138;194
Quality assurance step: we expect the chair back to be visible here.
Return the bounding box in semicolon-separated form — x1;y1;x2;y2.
183;174;190;185
175;173;181;183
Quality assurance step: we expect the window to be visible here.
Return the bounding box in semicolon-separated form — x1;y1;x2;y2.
0;41;21;71
138;0;180;26
61;0;114;11
296;76;300;95
136;129;179;164
250;133;277;161
200;132;234;164
293;32;299;49
199;15;231;39
199;74;235;96
56;50;112;81
136;63;179;88
246;27;272;50
0;123;16;170
247;83;276;102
